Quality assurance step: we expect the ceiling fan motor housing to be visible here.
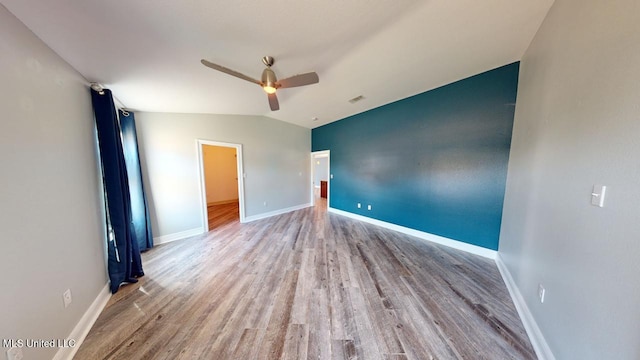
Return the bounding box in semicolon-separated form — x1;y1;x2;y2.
261;68;278;92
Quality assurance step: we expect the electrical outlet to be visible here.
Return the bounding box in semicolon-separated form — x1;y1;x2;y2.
357;203;361;208
6;346;23;360
538;284;545;303
63;289;72;308
367;205;372;211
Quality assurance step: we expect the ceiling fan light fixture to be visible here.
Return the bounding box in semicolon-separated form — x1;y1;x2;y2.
201;56;318;111
262;67;278;94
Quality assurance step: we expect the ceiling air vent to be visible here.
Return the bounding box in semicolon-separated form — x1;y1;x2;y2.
348;95;365;104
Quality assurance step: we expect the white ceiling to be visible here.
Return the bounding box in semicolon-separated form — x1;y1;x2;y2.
2;0;554;128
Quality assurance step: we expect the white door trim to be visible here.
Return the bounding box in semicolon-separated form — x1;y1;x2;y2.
197;139;246;231
310;150;330;207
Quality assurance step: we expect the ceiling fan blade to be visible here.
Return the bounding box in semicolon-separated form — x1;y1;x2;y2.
276;72;319;89
268;93;280;111
201;59;261;85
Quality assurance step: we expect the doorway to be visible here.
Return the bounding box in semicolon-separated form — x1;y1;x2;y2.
310;150;330;211
197;140;246;231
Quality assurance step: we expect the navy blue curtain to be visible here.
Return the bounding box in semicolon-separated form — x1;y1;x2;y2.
120;110;154;252
91;88;149;293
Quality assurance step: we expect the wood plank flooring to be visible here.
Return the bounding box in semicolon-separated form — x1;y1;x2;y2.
75;201;535;359
207;202;239;231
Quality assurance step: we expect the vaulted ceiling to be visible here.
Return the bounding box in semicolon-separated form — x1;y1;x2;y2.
2;0;554;128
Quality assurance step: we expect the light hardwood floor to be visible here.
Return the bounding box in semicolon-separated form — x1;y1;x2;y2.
75;200;535;359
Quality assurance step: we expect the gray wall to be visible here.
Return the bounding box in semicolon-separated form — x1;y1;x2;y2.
135;112;311;237
499;0;640;359
0;5;108;360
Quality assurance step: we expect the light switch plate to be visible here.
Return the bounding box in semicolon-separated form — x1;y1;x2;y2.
591;185;606;207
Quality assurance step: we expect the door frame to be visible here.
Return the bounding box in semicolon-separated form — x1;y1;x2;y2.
310;150;330;207
197;139;246;230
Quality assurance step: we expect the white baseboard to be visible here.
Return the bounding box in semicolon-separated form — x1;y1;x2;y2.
327;207;497;259
154;227;205;245
496;255;555;360
53;283;111;360
243;203;312;223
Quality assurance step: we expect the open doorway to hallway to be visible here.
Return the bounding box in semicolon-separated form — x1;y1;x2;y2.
198;140;246;231
311;150;330;211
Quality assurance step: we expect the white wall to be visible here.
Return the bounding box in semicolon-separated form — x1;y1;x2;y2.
203;145;238;204
0;5;108;360
499;0;640;359
314;156;329;186
135;112;311;237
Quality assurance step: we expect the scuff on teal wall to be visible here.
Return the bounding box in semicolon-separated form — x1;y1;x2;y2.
312;62;519;250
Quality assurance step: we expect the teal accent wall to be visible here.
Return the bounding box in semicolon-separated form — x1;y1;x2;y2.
312;63;519;250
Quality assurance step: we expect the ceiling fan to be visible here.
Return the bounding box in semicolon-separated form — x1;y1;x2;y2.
201;56;319;111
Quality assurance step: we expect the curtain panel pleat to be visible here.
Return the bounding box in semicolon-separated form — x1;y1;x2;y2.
120;110;154;251
91;88;148;293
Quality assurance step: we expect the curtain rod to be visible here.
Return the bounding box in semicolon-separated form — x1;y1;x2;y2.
90;82;130;115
